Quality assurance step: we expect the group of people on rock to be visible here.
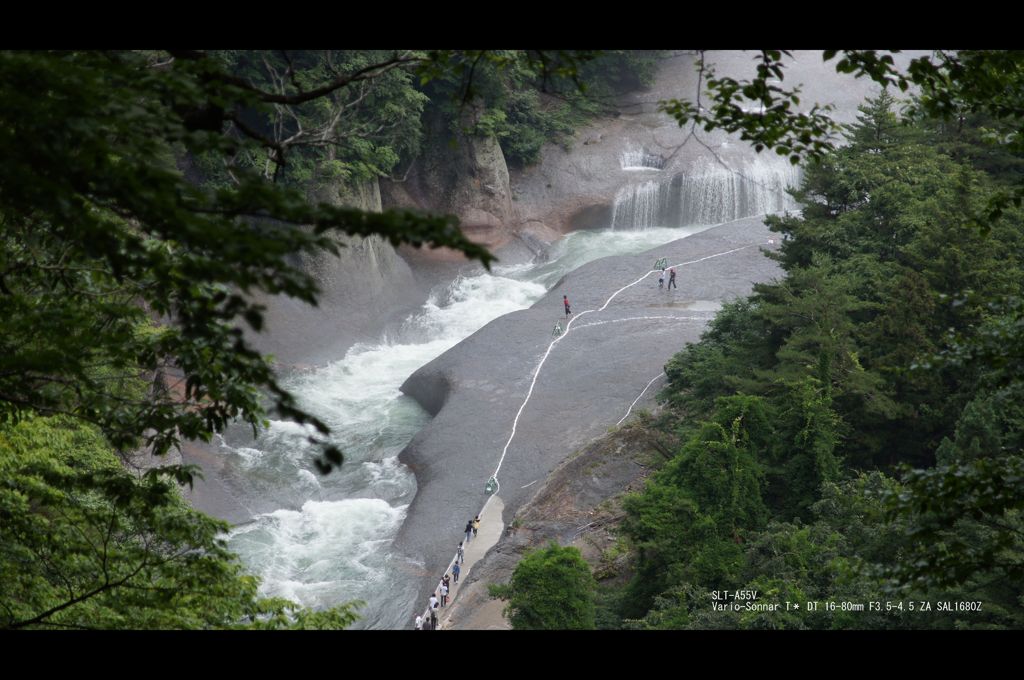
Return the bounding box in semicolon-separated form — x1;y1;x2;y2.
564;261;678;329
415;515;479;629
560;259;677;334
658;266;677;290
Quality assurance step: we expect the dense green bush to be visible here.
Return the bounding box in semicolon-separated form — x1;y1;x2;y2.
490;542;596;629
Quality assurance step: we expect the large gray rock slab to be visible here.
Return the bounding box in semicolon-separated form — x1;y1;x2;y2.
396;214;784;610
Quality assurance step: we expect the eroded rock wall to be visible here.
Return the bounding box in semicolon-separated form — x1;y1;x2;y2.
382;108;518;264
246;176;421;366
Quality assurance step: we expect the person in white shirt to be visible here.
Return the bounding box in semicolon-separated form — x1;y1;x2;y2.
428;594;439;629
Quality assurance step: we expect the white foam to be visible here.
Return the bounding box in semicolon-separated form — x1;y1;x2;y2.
229;498;407;608
400;273;547;344
620;141;665;170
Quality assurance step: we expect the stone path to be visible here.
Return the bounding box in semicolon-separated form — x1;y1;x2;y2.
415;495;505;629
437;495;505;629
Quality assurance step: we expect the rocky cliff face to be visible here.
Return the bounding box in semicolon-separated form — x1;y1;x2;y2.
381;108;519;264
246;177;423;366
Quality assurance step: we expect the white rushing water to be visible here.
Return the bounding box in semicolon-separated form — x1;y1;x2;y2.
218;225;714;628
620;141;665;171
611;155;802;229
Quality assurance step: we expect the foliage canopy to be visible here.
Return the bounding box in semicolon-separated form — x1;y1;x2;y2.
613;86;1024;629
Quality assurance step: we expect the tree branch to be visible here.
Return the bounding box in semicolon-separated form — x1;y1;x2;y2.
224;52;421;106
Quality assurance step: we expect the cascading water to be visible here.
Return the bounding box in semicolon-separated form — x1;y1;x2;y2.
219;225;714;628
611;155;802;229
620;142;665;171
678;156;802;225
609;181;667;231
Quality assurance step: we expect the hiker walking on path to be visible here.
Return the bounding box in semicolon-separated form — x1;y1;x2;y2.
452;561;461;584
415;613;424;630
428;594;439;629
668;267;677;289
440;581;449;607
457;542;465;564
464;521;473;544
563;295;572;318
472;516;480;537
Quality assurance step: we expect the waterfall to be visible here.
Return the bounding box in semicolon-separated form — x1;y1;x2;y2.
678;156;802;224
620;142;665;171
611;155;802;229
611;181;669;230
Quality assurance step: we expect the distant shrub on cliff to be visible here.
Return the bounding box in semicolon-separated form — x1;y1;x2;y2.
489;542;596;630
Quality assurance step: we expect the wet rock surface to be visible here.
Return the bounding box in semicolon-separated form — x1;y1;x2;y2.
396;214;784;612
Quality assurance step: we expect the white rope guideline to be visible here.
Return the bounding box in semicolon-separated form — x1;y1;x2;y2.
616;372;666;427
490;241;758;487
571;315;710;331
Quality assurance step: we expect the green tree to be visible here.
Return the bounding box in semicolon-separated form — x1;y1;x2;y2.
0;50;499;477
622;80;1024;625
0;48;611;630
420;50;662;167
620;397;769;616
489;542;596;630
0;415;360;629
204;50;429;187
768;377;842;519
662;299;777;415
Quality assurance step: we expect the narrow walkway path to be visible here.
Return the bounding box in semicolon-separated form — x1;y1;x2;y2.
417;495;504;629
437;495;504;629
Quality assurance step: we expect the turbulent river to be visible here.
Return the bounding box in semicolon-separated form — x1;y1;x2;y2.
216;225;715;628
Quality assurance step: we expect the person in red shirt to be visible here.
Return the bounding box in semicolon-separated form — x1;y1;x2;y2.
563;295;572;318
